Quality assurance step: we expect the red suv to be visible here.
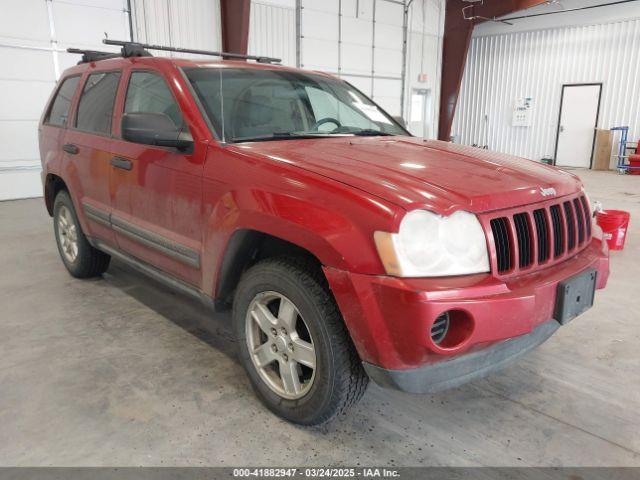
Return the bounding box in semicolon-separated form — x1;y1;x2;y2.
39;44;609;425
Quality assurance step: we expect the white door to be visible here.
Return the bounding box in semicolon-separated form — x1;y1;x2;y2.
408;88;433;138
555;84;601;168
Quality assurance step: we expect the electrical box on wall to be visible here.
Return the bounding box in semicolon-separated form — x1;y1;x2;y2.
512;97;533;127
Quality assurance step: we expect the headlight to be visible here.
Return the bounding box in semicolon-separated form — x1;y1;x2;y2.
374;210;490;277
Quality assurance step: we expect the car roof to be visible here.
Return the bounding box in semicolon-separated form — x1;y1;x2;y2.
60;55;337;80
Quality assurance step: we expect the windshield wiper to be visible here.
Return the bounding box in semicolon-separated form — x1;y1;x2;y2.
350;129;394;137
230;132;334;143
230;129;393;143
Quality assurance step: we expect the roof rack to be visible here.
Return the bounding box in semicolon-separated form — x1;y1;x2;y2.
67;42;152;64
66;48;124;64
103;38;281;64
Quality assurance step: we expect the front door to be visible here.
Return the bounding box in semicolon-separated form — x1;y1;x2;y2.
109;69;204;286
555;84;602;168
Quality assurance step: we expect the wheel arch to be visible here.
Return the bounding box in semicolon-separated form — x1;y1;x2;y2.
214;229;327;309
44;173;69;216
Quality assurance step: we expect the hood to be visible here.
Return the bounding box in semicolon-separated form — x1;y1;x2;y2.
230;137;582;214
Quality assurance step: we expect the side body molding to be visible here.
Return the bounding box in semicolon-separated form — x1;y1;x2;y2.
82;203;201;269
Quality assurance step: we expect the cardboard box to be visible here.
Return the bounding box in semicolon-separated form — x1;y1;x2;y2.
592;129;613;170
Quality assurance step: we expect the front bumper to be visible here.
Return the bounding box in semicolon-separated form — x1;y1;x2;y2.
324;237;609;392
363;320;559;393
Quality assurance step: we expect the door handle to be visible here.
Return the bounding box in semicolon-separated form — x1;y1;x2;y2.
111;156;132;171
559;125;565;133
62;143;79;155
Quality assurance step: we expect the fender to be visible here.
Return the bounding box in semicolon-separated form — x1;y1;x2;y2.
199;157;402;302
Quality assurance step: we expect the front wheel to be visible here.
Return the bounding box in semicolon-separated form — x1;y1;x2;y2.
233;257;368;425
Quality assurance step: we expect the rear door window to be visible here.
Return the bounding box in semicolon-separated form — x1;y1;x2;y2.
75;71;121;135
124;71;184;129
46;76;80;127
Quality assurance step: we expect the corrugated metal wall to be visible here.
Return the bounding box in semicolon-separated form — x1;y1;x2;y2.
452;19;640;162
130;0;222;54
249;1;296;67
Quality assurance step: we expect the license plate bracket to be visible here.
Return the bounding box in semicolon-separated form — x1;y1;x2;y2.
554;268;597;325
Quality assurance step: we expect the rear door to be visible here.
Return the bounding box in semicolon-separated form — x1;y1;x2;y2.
109;68;204;286
39;74;82;191
63;70;122;244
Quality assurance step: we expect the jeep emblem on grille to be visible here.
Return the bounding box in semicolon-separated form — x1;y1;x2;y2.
540;187;557;197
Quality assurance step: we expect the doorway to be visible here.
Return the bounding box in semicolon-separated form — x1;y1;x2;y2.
408;88;433;139
554;83;602;168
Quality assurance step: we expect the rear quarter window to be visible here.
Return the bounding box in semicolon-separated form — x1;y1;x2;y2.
75;71;122;135
45;76;81;127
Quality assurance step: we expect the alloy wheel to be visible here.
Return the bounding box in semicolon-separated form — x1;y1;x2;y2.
245;291;316;400
57;205;79;263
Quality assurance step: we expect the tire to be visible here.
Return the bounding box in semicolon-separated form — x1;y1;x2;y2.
53;190;110;278
233;257;368;425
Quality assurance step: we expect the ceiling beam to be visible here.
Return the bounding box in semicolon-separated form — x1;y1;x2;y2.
437;0;550;141
220;0;251;57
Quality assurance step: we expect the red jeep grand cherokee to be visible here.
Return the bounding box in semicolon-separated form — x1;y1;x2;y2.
39;45;609;425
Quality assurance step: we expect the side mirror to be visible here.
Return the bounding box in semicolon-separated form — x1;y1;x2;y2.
122;112;193;151
393;115;407;129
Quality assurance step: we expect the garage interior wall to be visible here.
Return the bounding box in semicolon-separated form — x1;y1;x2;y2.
130;0;222;54
248;0;444;133
452;3;640;163
1;0;442;201
0;0;131;201
404;0;443;139
249;0;297;67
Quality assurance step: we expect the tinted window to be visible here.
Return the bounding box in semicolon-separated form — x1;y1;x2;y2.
124;71;184;128
75;72;121;135
46;76;80;126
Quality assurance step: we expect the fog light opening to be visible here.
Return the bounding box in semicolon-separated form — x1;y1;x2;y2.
430;312;450;345
430;309;474;350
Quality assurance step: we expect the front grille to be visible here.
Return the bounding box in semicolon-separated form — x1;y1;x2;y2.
563;201;576;250
513;213;533;269
550;204;564;257
581;196;592;237
533;208;550;263
490;217;512;273
488;194;591;275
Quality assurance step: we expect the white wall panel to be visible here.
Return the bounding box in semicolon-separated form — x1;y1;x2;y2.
341;43;372;75
130;0;222;55
0;0;130;200
299;0;409;114
52;1;129;49
452;19;640;164
373;77;402;116
302;0;339;14
0;0;51;44
342;74;373;96
341;16;373;45
249;1;296;66
403;0;444;138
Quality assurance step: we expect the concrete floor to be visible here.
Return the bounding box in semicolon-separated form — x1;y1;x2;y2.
0;170;639;467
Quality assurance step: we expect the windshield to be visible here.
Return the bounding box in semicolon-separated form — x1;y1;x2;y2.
183;67;408;143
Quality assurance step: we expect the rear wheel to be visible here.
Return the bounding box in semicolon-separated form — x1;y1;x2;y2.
233;257;368;425
53;190;110;278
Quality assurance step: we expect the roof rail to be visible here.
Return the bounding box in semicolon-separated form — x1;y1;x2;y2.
103;38;281;64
